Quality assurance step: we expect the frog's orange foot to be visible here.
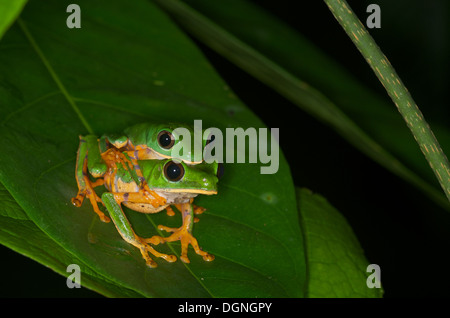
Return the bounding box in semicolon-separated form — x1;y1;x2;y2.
165;205;203;218
165;206;176;217
87;202;111;223
97;212;111;223
193;205;205;223
71;192;85;207
155;224;214;263
72;189;110;223
134;236;177;267
193;205;206;215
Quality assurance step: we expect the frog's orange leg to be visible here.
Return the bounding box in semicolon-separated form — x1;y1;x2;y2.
72;137;92;207
72;157;111;223
150;202;214;264
101;148;166;208
131;236;176;268
101;192;176;267
124;148;162;191
193;205;206;215
113;191;167;210
165;206;176;216
101;148;134;174
193;205;206;222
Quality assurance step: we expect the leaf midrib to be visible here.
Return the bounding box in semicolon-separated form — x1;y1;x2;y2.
17;18;94;134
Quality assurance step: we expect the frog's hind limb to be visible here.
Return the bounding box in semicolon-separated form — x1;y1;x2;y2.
151;202;214;264
71;137;110;223
101;148;166;208
123;147;164;190
101;192;176;268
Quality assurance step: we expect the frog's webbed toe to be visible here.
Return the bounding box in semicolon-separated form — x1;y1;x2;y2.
131;236;177;268
159;225;214;263
165;204;204;221
72;184;110;223
193;204;206;215
152;203;214;263
165;206;176;216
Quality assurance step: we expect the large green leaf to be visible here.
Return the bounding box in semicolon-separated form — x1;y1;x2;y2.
297;188;383;298
0;0;305;297
0;0;28;40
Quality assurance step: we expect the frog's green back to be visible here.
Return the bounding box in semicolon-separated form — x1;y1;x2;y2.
124;122;205;163
124;122;172;147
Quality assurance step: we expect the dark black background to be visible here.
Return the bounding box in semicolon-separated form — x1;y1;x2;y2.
1;0;449;297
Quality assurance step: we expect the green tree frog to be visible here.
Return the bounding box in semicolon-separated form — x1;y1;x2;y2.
108;122;213;161
71;128;222;267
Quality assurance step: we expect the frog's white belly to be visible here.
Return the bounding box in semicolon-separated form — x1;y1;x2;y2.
122;190;198;213
157;190;199;204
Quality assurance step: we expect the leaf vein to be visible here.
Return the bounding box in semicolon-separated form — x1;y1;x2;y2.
17;19;94;134
0;91;60;126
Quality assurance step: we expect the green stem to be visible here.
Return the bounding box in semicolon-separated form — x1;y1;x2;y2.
324;0;450;203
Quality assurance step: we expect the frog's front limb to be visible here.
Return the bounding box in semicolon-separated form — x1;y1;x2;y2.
101;192;177;268
164;205;203;217
122;147;166;189
151;202;214;264
193;205;206;215
165;206;176;217
100;135;162;161
165;200;206;221
193;205;206;223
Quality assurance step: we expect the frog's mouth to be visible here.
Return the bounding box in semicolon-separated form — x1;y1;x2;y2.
160;188;217;195
149;148;203;165
155;189;217;205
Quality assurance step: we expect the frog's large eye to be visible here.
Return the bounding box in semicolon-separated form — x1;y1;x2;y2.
164;161;185;182
217;162;224;179
158;130;175;149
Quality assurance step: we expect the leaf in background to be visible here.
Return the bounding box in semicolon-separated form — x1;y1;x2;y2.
297;188;383;298
161;0;450;210
0;0;28;40
0;0;305;297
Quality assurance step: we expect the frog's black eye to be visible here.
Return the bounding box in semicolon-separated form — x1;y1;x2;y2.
217;163;224;179
206;134;215;146
164;161;185;182
158;130;175;149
